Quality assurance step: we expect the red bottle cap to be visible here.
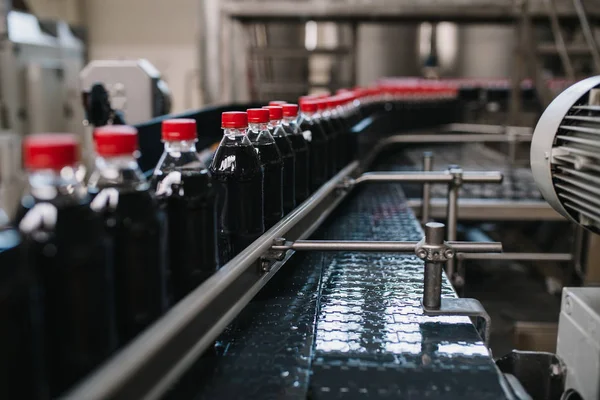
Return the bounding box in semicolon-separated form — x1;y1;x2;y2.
222;111;248;129
247;108;270;123
94;125;138;156
263;106;283;121
23;133;79;170
315;99;327;110
326;97;340;109
299;100;318;113
282;104;299;117
162;119;197;141
268;100;287;106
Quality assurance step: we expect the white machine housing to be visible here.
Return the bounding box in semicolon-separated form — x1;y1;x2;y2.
80;59;172;125
531;75;600;233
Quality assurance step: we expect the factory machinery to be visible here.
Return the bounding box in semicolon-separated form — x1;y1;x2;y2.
31;72;593;400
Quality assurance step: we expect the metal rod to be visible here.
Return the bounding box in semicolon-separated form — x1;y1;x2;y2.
272;240;417;252
446;166;460;281
446;241;503;253
423;222;445;309
456;252;572;261
354;171;502;186
271;239;502;254
65;163;361;400
421;152;433;225
355;171;452;184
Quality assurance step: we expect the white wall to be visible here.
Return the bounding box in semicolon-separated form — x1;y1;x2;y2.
83;0;201;113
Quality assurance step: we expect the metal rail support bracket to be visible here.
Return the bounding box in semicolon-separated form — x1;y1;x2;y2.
422;297;492;347
272;222;501;347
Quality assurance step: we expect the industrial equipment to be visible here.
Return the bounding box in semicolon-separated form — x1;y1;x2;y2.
80;59;172;126
530;76;600;400
0;10;85;136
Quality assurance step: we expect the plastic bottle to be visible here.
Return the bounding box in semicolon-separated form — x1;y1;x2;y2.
17;134;116;396
327;97;350;169
0;218;45;400
152;119;218;302
88;125;167;344
298;100;329;191
281;104;310;204
314;99;339;175
263;105;296;214
246;108;283;230
210;112;264;265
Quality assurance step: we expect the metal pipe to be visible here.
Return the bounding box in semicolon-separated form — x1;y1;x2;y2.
272;239;503;254
421;152;433;225
447;241;503;253
381;133;532;144
456;252;571;261
354;171;502;186
446;166;461;281
273;240;417;252
423;222;445;309
355;171;453;185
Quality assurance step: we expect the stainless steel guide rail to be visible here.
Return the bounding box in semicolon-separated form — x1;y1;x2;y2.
65;152;507;399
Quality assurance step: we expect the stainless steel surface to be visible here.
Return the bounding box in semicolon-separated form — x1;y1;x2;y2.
221;0;600;21
424;298;492;346
273;240;417;252
65;162;360;400
408;198;564;220
355;170;503;185
446;166;461;281
271;239;503;253
457;252;573;261
422;152;433;224
557;287;600;400
423;222;445;309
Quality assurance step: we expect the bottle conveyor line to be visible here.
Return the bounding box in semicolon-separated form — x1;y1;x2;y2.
65;139;517;399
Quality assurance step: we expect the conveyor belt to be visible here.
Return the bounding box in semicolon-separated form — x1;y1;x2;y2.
165;178;509;399
377;143;542;201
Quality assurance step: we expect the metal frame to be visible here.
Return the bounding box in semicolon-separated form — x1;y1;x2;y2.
271;221;502;346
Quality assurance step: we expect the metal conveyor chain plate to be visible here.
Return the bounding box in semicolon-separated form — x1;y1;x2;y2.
165;173;509;399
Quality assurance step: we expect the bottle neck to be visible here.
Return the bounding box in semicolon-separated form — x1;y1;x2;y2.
267;119;282;129
221;127;251;147
164;140;197;153
248;122;268;133
88;154;148;190
26;167;86;201
283;116;296;125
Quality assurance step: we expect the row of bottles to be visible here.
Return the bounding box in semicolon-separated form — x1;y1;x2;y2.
0;91;370;398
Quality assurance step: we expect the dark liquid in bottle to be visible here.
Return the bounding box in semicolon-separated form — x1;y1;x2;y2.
252;142;283;229
330;114;348;168
211;144;264;265
157;170;218;303
0;228;45;400
18;197;116;397
283;125;310;204
319;115;339;174
269;127;296;214
90;188;167;344
299;117;329;191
